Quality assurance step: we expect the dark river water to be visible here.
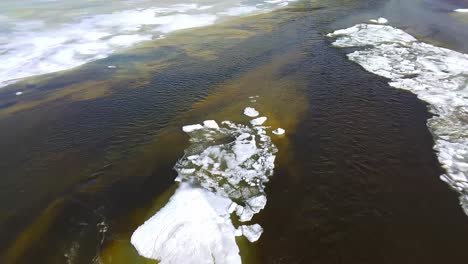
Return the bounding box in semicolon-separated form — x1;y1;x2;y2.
0;0;467;263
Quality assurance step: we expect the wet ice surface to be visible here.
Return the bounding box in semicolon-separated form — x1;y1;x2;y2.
328;20;468;214
0;0;298;88
132;104;282;263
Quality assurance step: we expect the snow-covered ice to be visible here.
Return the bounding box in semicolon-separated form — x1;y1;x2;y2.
132;107;281;263
328;20;468;215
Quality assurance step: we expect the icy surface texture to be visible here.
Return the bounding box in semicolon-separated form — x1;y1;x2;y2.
328;21;468;214
132;104;281;263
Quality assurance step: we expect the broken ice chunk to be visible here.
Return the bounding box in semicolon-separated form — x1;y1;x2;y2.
369;17;388;24
272;128;285;135
250;117;267;126
244;107;259;117
182;124;204;132
241;224;264;242
203;120;220;129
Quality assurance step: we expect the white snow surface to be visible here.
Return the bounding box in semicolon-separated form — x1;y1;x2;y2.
454;9;468;13
131;183;241;264
328;21;468;214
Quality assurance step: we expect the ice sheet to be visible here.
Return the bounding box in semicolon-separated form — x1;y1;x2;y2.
328;20;468;215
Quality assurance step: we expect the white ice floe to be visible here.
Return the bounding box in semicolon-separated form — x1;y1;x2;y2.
272;128;285;135
15;91;23;96
328;21;468;215
131;183;241;264
133;109;281;263
240;224;264;242
369;17;388;24
203;120;220;129
182;124;204;132
244;107;259;117
236;195;268;222
250;117;267;126
454;9;468;13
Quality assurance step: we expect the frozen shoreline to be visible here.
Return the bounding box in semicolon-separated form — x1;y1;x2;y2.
0;0;297;89
328;20;468;215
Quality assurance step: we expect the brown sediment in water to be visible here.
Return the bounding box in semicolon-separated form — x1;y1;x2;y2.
0;7;309;263
2;0;468;263
97;47;309;264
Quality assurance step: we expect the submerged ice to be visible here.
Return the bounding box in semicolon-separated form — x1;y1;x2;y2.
132;104;280;263
328;20;468;214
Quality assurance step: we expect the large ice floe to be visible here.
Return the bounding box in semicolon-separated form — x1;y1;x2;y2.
131;105;281;263
327;20;468;214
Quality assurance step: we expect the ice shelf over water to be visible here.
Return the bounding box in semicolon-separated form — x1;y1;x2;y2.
0;0;298;88
132;103;280;263
328;20;468;214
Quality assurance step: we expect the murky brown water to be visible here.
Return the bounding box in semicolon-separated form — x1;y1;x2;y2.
0;0;467;263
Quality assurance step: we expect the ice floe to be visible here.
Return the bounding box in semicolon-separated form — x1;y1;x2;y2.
251;116;267;126
454;9;468;13
132;106;280;263
369;17;388;24
328;20;468;214
272;128;285;135
239;224;264;242
131;183;241;264
182;124;204;132
244;107;259;117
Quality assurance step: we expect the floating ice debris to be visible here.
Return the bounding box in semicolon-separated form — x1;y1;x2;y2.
369;17;388;24
240;224;264;242
328;23;468;215
250;117;267;126
133;113;280;263
15;92;23;96
236;195;267;222
244;107;259;117
131;183;241;264
203;120;220;129
454;9;468;13
107;65;117;69
272;128;285;135
182;124;204;132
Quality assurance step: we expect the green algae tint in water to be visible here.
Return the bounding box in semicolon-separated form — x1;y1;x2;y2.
1;0;468;263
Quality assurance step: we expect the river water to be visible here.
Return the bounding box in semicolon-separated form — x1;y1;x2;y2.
0;0;468;263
